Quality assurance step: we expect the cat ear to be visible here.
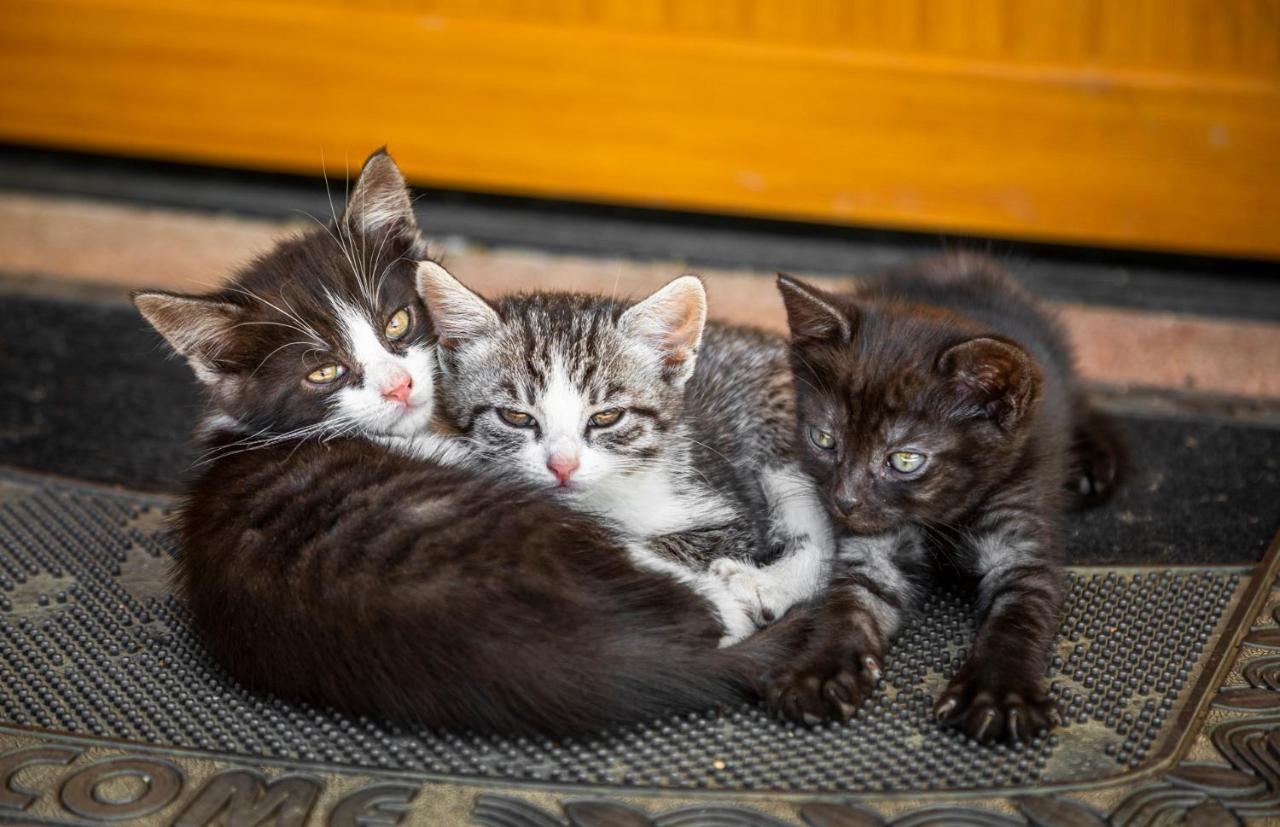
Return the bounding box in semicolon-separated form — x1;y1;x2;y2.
343;147;417;236
133;291;242;385
620;275;707;385
776;274;852;342
416;261;500;349
938;336;1042;431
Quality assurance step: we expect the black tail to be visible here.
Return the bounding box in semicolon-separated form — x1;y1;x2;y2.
465;606;812;735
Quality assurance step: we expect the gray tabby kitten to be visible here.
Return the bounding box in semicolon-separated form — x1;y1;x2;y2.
416;265;834;643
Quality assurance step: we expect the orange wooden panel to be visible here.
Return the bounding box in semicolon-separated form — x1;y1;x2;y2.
359;0;1280;79
0;0;1277;256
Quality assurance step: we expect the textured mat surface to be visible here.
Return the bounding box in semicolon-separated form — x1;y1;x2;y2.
0;469;1277;826
2;291;1278;565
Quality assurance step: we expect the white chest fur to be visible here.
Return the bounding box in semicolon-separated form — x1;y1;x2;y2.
570;464;736;538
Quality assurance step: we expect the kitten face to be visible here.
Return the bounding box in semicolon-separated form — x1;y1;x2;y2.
135;150;438;440
778;275;1041;534
796;371;987;534
419;265;706;493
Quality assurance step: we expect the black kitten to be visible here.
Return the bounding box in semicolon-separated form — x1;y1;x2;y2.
769;253;1121;743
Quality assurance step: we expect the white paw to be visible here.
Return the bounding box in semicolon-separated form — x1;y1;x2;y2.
717;610;758;647
710;557;780;628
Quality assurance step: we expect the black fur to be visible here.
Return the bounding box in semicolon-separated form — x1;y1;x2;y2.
179;435;804;734
771;253;1122;743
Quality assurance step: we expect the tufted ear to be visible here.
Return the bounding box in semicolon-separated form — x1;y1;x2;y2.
938;336;1042;431
415;261;500;350
619;275;706;387
133;290;243;386
342;147;418;237
776;274;853;343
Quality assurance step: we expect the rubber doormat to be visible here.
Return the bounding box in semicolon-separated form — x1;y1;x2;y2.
0;468;1276;825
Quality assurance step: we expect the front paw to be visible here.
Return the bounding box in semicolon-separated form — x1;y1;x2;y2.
766;646;882;725
935;662;1058;744
710;557;777;627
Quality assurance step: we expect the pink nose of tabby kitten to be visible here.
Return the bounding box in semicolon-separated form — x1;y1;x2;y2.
547;452;580;487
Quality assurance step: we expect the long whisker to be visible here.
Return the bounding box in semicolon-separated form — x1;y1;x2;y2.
374;252;414;307
223;287;324;342
664;431;732;464
193;409;367;466
788;349;833;397
249;340;315;377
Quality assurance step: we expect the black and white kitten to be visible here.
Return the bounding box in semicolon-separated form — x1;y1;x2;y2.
134;149;807;735
768;254;1122;743
417;266;835;643
135;150;447;454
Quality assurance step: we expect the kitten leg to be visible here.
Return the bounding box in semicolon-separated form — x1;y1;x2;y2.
711;465;834;625
935;516;1062;744
767;527;924;724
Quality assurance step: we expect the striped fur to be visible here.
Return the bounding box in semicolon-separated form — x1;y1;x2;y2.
421;269;835;643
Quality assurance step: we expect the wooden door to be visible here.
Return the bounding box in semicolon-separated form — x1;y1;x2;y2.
2;0;1277;257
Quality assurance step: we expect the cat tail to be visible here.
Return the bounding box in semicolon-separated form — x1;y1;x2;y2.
387;577;817;737
546;602;816;733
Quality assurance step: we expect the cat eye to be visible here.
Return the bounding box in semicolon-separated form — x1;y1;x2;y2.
889;451;926;474
306;364;346;385
384;308;411;341
588;409;624;428
497;408;536;428
809;427;836;450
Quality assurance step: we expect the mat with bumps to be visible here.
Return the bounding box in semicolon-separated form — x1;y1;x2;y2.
0;468;1278;826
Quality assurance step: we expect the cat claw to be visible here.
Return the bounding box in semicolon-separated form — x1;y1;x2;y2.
973;708;997;742
936;665;1058;744
823;682;858;720
766;645;881;726
862;655;882;684
1007;708;1024;743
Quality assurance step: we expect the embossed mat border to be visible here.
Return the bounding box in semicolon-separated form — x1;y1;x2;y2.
0;468;1276;825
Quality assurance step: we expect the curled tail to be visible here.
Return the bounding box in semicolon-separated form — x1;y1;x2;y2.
512;603;813;734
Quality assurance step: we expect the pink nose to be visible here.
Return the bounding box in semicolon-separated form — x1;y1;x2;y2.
547;454;580;487
381;375;413;404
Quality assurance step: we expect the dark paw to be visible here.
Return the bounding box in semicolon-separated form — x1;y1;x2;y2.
1070;452;1118;506
1066;413;1124;510
935;667;1058;744
767;650;882;725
